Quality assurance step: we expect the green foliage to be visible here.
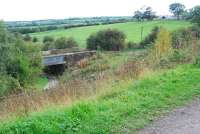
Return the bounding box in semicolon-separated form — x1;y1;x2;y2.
142;7;157;21
54;37;78;49
42;36;78;50
0;75;20;96
169;3;186;20
171;28;192;49
133;10;143;21
149;27;172;66
32;37;38;42
190;6;200;26
1;65;200;133
126;41;138;49
31;20;190;48
134;7;157;21
23;34;32;42
194;54;200;67
87;29;126;51
43;36;54;43
189;25;200;39
0;21;42;96
42;42;55;51
139;26;160;48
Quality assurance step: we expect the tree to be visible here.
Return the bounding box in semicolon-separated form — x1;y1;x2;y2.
87;29;126;51
0;21;42;96
169;3;185;20
134;6;157;21
189;6;200;26
143;7;157;20
134;10;143;21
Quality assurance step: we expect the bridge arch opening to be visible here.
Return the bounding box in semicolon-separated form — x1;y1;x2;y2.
44;64;65;75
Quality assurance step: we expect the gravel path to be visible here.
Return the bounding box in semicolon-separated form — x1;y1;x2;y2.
139;98;200;134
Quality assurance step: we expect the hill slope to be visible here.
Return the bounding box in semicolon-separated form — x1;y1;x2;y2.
31;20;191;48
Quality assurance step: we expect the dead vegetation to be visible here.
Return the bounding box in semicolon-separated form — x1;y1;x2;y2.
0;51;147;121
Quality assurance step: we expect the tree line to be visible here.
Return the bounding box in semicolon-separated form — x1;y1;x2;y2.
133;3;200;23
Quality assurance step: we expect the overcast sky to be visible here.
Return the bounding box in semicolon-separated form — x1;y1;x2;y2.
0;0;199;21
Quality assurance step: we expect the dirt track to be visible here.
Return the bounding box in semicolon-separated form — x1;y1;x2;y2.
139;98;200;134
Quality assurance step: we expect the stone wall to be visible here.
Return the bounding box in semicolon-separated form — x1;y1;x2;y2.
63;51;96;67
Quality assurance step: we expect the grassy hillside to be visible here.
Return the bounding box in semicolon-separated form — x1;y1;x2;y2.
1;65;200;134
31;20;191;48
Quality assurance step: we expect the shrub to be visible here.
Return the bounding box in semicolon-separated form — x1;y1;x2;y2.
126;41;138;49
42;42;55;51
54;37;78;49
189;25;200;39
0;21;42;96
23;34;32;42
0;75;21;97
149;27;172;66
140;26;160;48
43;36;54;43
87;29;126;51
171;28;192;49
32;37;38;42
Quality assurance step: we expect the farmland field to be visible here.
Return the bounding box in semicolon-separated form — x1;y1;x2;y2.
31;20;191;48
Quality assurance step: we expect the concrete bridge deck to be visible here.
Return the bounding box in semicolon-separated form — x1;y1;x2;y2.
43;50;96;66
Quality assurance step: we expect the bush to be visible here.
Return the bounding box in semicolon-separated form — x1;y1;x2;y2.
149;27;172;66
126;41;139;49
32;37;38;42
171;28;192;49
87;29;126;51
189;25;200;39
23;34;32;42
54;37;78;49
42;42;55;51
140;26;160;48
0;75;20;97
0;21;42;96
42;37;79;50
43;36;54;43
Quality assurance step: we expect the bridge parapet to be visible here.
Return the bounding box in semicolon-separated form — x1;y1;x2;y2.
43;51;96;67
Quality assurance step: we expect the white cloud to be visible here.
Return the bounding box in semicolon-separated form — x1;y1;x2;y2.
0;0;199;21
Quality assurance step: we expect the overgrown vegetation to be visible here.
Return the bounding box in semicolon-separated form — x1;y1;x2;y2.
1;64;200;133
139;26;160;48
42;36;78;51
87;29;126;51
0;21;42;96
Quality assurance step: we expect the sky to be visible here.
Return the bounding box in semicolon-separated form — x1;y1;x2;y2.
0;0;199;21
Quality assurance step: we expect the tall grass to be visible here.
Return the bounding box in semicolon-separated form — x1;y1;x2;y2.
0;53;146;121
1;64;200;133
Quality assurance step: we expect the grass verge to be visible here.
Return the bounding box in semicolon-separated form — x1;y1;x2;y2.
1;64;200;134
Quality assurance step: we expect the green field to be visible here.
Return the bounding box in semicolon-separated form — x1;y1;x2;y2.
31;20;191;48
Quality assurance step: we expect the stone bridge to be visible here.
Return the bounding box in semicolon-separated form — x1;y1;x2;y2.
42;50;96;75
